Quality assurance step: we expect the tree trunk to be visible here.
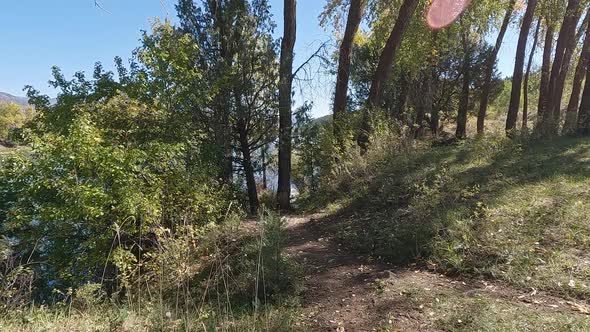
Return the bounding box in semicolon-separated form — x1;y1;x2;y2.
577;63;590;134
394;73;410;118
414;91;426;138
333;0;365;149
550;6;584;134
367;0;419;108
506;0;538;133
456;26;471;139
238;121;259;215
261;146;267;190
416;44;437;138
537;23;555;122
522;19;541;131
277;0;296;210
358;0;419;151
477;0;516;134
540;0;582;135
564;8;590;134
220;99;233;183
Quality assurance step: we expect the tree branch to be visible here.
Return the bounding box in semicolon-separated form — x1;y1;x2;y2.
94;1;111;14
292;41;329;80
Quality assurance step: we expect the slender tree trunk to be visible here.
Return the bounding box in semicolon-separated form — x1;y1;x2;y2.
234;88;258;215
261;146;267;190
522;19;541;131
238;122;259;215
564;8;590;134
577;63;590;134
456;26;471;139
419;74;435;138
414;88;426;138
540;0;582;135
220;99;233;183
277;0;296;210
477;0;516;134
416;43;437;139
394;73;410;118
333;0;365;149
358;0;419;151
430;82;441;136
506;0;538;133
551;7;584;134
537;23;555;123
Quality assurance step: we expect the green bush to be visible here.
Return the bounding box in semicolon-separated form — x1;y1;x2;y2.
0;102;234;299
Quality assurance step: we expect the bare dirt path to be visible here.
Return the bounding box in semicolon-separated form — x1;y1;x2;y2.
283;214;590;332
285;214;395;331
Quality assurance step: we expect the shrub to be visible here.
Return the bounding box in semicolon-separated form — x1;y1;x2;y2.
0;107;234;300
0;237;34;313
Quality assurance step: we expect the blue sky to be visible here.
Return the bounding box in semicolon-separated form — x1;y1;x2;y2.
0;0;520;118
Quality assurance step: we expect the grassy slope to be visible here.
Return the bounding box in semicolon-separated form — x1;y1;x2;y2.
5;136;590;331
315;136;590;299
298;135;590;330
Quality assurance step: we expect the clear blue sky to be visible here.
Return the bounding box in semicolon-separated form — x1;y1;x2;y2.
0;0;520;118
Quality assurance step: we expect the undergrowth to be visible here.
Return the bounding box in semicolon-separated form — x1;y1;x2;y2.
1;210;304;331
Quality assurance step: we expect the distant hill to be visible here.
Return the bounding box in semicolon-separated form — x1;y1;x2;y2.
0;92;30;108
0;92;56;108
312;114;332;125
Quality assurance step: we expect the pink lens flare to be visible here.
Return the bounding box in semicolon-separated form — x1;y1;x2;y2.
426;0;471;30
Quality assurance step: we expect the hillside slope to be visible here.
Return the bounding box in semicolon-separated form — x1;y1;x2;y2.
308;136;590;299
0;92;29;108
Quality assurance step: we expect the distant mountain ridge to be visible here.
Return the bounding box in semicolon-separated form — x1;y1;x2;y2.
0;92;30;108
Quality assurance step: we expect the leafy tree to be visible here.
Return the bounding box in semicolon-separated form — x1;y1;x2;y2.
477;0;516;134
358;0;420;151
506;0;539;133
231;0;279;214
564;6;590;133
537;0;583;135
0;103;33;141
522;19;541;131
329;0;367;149
292;102;322;193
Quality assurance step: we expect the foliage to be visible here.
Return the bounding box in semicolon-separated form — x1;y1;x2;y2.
0;237;34;313
0;209;302;331
292;102;324;193
0;102;34;142
0;108;228;294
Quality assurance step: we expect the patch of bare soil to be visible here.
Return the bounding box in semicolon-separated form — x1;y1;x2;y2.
284;214;590;332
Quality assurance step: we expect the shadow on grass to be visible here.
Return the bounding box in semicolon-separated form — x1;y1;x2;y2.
308;136;590;270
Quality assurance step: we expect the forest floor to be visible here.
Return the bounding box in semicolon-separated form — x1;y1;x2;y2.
284;213;590;332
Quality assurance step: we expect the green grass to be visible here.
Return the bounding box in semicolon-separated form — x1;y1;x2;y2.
317;135;590;298
0;304;302;332
378;278;590;332
0;211;304;331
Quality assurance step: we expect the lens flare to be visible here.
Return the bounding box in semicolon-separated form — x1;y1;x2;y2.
427;0;471;30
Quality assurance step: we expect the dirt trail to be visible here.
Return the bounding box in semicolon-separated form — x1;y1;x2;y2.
284;214;590;332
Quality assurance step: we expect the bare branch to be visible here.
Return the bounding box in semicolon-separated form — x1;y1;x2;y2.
94;1;111;14
292;41;329;80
